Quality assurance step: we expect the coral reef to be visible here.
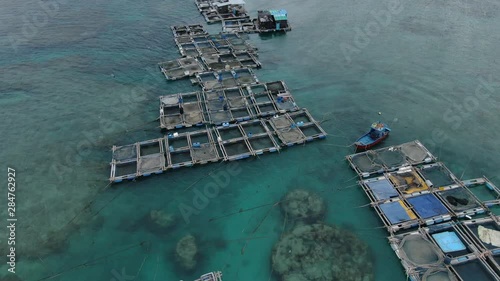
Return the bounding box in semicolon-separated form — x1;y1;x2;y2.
175;234;198;271
281;189;326;223
149;209;176;229
272;223;374;281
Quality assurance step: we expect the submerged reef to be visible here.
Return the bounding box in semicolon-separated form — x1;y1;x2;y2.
175;234;198;271
149;209;176;229
281;189;326;223
272;223;373;281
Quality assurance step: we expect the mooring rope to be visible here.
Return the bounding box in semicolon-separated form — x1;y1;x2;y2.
321;142;355;148
35;241;149;281
183;161;225;192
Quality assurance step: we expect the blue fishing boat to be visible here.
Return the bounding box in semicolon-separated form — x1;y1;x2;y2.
355;122;391;151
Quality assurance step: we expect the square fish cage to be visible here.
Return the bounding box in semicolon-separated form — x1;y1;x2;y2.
373;198;419;233
288;109;326;141
434;185;486;219
203;87;254;125
171;24;208;37
387;166;431;196
110;144;139;183
158;57;206;80
422;222;480;264
137;139;166;177
178;42;201;57
164;128;220;168
388;230;449;279
461;177;500;208
268;109;327;146
109;138;167;182
159;92;205;130
448;256;499;281
240;120;280;155
247;84;276;117
359;176;400;204
387;227;499;281
461;216;500;255
214;120;280;160
416;162;461;189
405;193;452;226
265;81;299;113
222;18;256;33
346;140;436;178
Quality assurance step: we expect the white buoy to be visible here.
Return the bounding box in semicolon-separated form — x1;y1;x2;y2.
378;112;382;115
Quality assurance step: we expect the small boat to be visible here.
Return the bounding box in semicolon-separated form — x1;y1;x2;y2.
354;122;391;151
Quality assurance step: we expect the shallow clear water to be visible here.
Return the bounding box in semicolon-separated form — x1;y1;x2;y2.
1;0;500;280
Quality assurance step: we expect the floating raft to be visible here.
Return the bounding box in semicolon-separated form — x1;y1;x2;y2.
175;32;258;57
158;80;299;129
170;25;258;57
194;0;250;24
194;68;259;90
194;0;292;33
158;53;260;81
268;109;327;146
171;24;208;38
346;141;500;280
194;271;223;281
388;221;500;281
111;5;322;184
462;177;500;208
215;119;280;161
222;18;256;33
159;92;205;130
222;10;292;33
110;112;325;182
346;140;436;178
158;57;206;80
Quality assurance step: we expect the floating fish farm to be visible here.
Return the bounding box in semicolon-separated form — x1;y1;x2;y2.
346;141;500;281
109;11;326;183
194;0;291;33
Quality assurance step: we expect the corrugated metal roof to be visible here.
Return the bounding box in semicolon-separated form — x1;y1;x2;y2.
269;9;287;20
213;0;246;7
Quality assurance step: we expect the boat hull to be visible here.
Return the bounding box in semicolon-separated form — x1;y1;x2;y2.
355;132;389;151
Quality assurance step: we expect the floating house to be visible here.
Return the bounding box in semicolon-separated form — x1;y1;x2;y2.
256;10;291;32
213;0;247;17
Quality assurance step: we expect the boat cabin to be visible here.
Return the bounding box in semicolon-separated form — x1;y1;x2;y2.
369;122;387;139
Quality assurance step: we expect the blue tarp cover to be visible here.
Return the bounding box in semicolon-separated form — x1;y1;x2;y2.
367;178;398;200
379;201;412;224
407;194;449;219
432;231;466;253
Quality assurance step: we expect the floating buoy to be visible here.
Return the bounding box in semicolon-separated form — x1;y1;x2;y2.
378;112;382;115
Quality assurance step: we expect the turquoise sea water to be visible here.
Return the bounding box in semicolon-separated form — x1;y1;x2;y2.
1;0;500;280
